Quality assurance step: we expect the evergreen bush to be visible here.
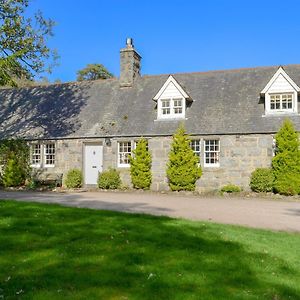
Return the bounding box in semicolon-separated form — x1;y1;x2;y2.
130;138;152;189
64;169;83;188
220;184;241;193
166;125;202;191
0;139;30;186
2;155;26;187
272;119;300;195
250;168;274;192
98;168;121;189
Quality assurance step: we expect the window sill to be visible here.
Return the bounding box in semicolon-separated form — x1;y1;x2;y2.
155;117;187;122
117;164;130;168
262;112;299;117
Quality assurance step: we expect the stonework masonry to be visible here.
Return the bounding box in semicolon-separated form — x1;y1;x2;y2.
35;133;274;192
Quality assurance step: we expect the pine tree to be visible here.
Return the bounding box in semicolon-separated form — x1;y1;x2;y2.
272;119;300;195
2;155;25;187
167;125;202;191
130;138;152;189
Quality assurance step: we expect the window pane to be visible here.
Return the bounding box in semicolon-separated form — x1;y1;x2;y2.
190;140;201;162
119;141;131;165
204;140;220;166
31;144;41;165
45;143;55;166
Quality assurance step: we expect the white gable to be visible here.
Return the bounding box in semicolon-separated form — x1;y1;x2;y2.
153;75;191;101
261;67;300;94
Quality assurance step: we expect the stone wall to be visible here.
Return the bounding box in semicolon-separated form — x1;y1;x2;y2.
34;133;274;192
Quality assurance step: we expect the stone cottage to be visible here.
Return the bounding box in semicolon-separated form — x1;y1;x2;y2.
0;38;300;192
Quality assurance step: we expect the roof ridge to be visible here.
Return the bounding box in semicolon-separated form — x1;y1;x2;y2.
141;64;300;78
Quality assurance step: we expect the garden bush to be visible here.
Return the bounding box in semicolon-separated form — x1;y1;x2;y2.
2;156;26;187
166;125;202;191
130;138;152;189
98;168;121;189
220;184;241;193
64;169;83;188
272;119;300;195
250;168;274;192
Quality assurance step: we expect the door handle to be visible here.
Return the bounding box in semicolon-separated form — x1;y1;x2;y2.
92;166;97;168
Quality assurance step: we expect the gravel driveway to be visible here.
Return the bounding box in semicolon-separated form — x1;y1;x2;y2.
0;190;299;232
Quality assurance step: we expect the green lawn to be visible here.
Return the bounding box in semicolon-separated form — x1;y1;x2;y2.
0;200;300;300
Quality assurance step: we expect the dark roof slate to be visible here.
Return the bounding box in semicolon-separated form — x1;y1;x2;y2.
0;65;300;139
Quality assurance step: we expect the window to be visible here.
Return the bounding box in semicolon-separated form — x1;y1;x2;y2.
161;99;171;115
118;141;132;167
190;140;201;162
173;98;183;114
204;140;220;167
159;97;185;119
31;144;41;166
45;143;55;167
30;143;56;168
270;93;293;111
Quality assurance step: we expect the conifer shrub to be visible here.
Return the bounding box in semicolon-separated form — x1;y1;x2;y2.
64;169;83;188
130;138;152;189
2;155;26;187
0;139;30;186
98;168;121;189
220;184;241;194
166;125;202;191
272;119;300;195
250;168;274;192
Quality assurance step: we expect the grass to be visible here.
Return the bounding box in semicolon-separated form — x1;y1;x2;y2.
0;200;299;300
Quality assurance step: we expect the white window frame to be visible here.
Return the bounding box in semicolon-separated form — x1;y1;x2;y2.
44;143;56;167
190;139;201;163
204;139;220;167
30;142;56;168
266;92;296;114
118;141;133;168
157;97;186;119
30;144;42;168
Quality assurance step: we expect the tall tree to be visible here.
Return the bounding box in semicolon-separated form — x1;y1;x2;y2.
167;125;202;191
0;0;57;87
272;119;300;195
130;138;152;190
76;63;113;81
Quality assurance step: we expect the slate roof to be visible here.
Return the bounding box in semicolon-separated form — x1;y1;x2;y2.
0;65;300;140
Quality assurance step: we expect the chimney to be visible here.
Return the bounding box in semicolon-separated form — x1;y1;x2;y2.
120;38;141;87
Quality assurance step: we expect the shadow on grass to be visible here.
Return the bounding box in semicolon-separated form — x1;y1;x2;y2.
0;200;299;300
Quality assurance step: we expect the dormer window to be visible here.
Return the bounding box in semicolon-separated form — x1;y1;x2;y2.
153;75;192;120
261;67;299;115
270;93;293;111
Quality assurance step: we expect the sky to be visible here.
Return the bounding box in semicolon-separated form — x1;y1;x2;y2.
27;0;300;82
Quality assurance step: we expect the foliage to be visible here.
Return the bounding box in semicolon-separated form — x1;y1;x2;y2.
0;0;57;87
76;63;113;81
220;184;241;193
166;125;202;191
98;168;121;189
1;200;300;299
64;169;83;189
250;168;274;193
272;119;300;195
2;155;25;187
129;138;152;189
0;139;30;185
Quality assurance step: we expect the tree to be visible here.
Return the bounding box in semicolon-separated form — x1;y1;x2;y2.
0;0;57;87
130;138;152;189
166;125;202;191
272;119;300;195
76;63;113;81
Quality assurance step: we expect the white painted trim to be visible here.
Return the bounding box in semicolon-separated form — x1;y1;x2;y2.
265;91;298;115
153;75;190;100
203;139;220;168
261;66;300;94
157;97;186;120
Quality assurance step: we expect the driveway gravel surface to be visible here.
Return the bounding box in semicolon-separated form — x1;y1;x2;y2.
0;190;299;232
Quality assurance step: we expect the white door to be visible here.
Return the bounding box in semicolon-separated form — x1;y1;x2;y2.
84;144;103;185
